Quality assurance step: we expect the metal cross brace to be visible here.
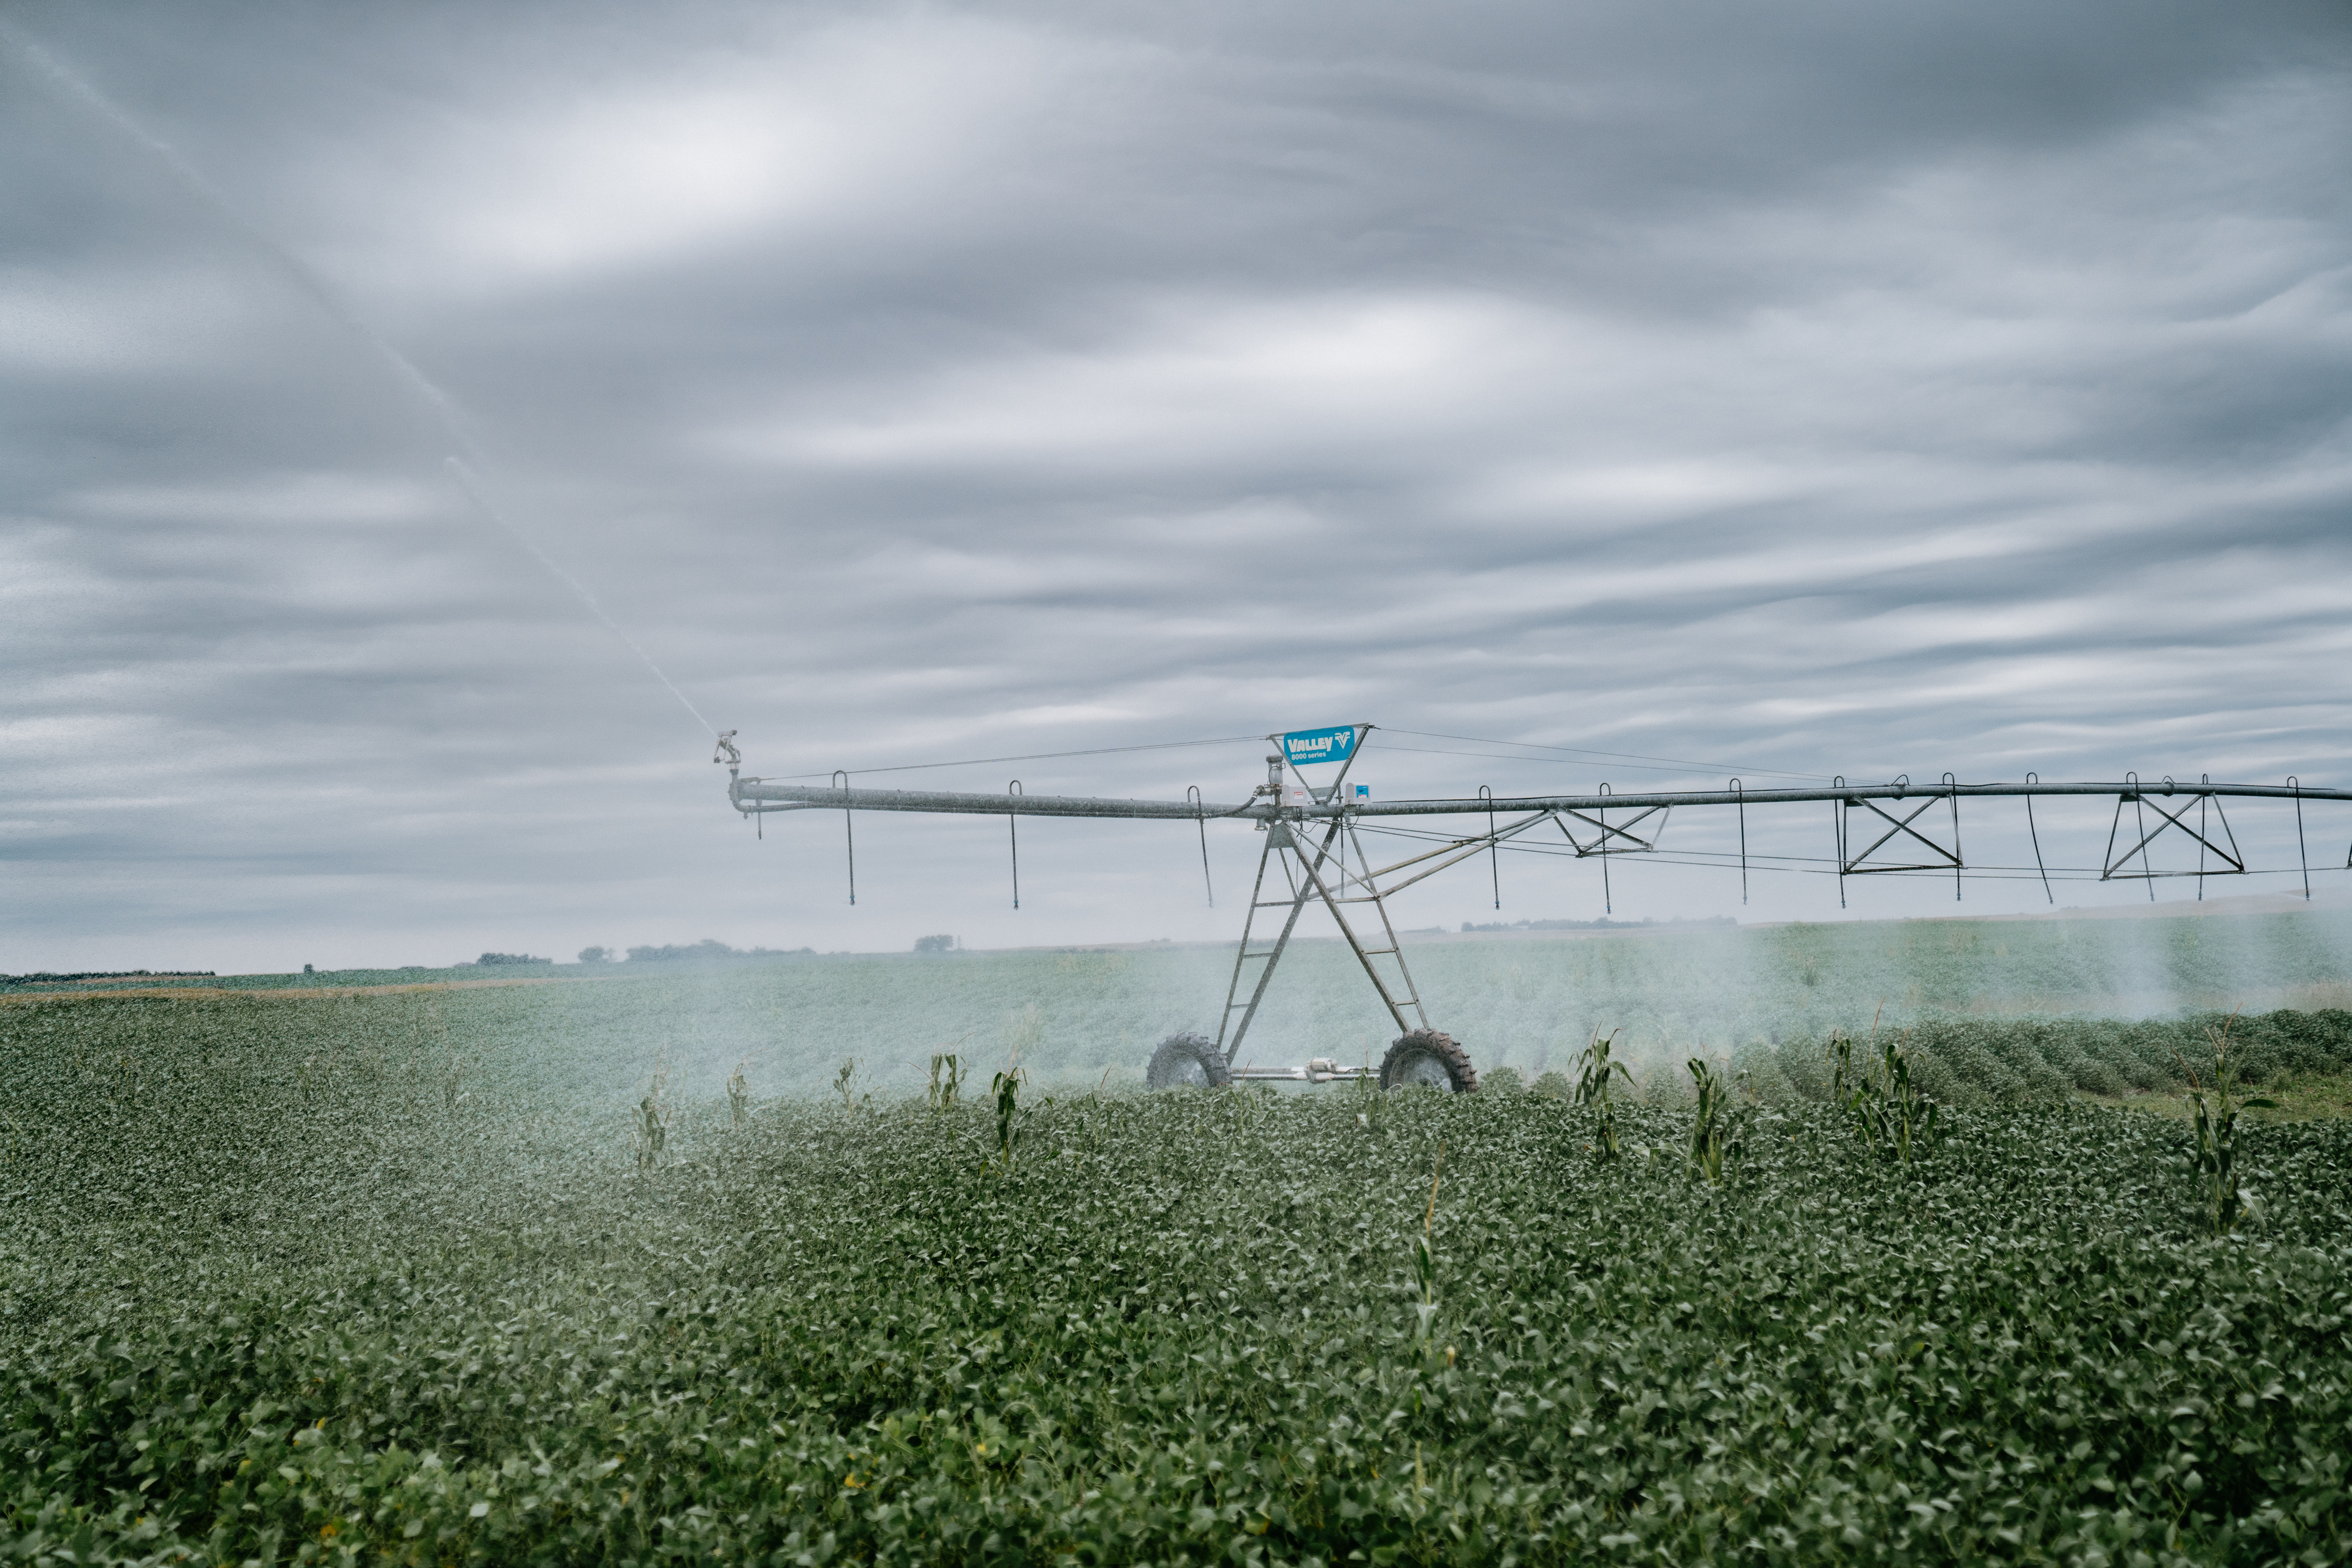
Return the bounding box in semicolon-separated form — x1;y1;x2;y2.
1318;810;1564;901
2102;787;2245;880
1217;813;1429;1059
1838;788;1962;875
1555;804;1670;856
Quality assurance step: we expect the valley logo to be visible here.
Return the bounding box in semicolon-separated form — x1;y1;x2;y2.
1281;724;1359;766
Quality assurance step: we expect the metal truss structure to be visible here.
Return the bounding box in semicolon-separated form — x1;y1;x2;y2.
717;726;2350;1089
2102;774;2245;884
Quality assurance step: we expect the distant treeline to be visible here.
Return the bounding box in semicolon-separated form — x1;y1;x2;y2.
569;940;818;965
1458;916;1737;933
0;969;218;986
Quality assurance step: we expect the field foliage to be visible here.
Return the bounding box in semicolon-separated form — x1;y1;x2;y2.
23;906;2348;1099
4;912;2352;1563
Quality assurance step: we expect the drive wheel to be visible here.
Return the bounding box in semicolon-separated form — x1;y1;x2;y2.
1146;1032;1231;1090
1379;1029;1477;1093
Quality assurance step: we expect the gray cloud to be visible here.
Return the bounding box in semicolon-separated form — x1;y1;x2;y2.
3;0;2349;972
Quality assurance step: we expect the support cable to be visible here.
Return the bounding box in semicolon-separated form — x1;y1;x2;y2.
1345;819;2322;882
2024;772;2054;905
1381;729;1833;782
771;733;1265;783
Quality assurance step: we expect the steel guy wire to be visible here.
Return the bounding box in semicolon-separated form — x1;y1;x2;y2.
1374;743;1821;779
1380;729;1836;782
761;735;1266;782
1345;820;2339;883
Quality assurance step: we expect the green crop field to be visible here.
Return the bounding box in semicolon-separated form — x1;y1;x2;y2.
14;904;2343;1099
5;910;2352;1564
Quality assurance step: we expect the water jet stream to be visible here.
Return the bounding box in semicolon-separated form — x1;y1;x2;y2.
2;20;717;737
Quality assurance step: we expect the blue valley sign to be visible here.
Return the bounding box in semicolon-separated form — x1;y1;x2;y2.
1281;725;1360;767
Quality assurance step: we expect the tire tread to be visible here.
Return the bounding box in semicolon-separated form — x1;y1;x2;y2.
1147;1031;1230;1089
1378;1029;1478;1093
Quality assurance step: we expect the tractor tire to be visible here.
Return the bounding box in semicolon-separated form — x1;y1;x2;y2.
1146;1032;1231;1090
1379;1029;1478;1093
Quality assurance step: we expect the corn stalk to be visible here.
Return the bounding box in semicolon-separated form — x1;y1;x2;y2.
1828;1031;1939;1163
1685;1057;1747;1184
928;1049;968;1111
991;1067;1026;1172
633;1058;671;1172
2174;1016;2275;1235
1411;1143;1444;1346
1572;1029;1633;1161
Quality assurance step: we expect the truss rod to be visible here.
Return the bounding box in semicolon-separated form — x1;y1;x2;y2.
2101;786;2246;881
1840;791;1958;875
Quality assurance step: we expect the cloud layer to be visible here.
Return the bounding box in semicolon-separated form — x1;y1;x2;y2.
4;0;2350;971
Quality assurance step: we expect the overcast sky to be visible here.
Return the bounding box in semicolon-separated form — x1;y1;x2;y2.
4;0;2350;973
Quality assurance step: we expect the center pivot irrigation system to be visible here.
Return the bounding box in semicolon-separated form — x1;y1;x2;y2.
717;724;2351;1094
